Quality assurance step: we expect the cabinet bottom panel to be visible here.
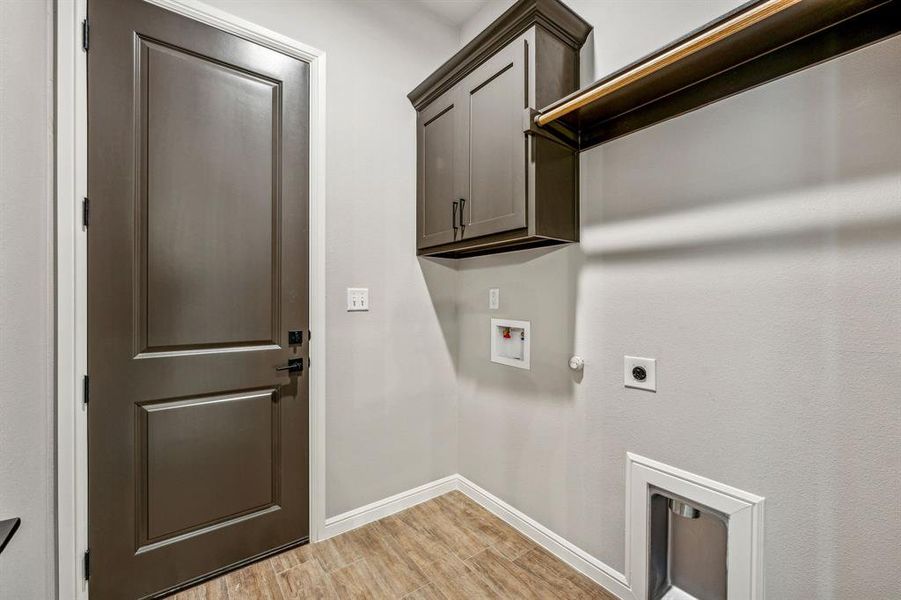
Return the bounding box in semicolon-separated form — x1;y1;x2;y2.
418;230;575;259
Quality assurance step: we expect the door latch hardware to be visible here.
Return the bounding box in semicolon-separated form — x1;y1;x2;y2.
275;358;303;374
288;330;303;345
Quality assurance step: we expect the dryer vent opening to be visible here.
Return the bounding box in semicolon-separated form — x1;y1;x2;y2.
648;488;728;600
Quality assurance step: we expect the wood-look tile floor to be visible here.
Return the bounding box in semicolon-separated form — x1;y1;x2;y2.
169;491;617;599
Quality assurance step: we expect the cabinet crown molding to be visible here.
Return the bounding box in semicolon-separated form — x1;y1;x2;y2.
407;0;592;110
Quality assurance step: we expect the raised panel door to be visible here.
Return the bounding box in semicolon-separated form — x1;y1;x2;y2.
459;37;528;239
88;0;310;596
417;87;463;249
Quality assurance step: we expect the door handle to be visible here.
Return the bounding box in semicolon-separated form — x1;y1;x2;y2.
459;198;466;232
452;201;459;237
275;358;303;374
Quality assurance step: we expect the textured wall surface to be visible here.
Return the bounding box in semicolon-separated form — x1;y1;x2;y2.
3;1;899;598
455;2;901;598
202;0;461;517
0;0;56;598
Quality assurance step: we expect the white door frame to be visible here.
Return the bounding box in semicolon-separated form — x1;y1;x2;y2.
55;1;327;597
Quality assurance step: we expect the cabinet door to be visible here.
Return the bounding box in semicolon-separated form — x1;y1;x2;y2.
417;87;462;249
459;38;528;239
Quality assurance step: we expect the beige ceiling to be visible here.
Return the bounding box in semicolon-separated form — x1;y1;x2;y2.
414;0;490;28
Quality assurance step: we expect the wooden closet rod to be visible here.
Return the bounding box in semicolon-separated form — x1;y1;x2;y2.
536;0;803;126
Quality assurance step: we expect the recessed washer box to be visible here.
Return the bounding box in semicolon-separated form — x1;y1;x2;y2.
491;318;530;370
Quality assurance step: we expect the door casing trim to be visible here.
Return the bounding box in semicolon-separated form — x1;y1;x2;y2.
55;1;327;597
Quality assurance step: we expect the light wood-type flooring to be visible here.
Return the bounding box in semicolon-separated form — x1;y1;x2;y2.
169;491;617;599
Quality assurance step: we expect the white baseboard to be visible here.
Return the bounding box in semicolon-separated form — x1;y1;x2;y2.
321;475;459;539
321;474;633;599
456;476;633;600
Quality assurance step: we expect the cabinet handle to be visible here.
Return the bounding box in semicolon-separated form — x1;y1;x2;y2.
459;198;466;231
452;201;459;237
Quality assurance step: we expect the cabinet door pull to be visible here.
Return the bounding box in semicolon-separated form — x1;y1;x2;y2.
452;201;459;237
459;198;466;231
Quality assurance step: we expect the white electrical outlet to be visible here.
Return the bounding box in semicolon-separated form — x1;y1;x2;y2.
624;356;656;392
489;288;500;310
347;288;369;311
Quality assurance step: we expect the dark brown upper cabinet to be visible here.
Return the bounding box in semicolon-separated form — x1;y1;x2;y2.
417;87;461;249
409;0;591;258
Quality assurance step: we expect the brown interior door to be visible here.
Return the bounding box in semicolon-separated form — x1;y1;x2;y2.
87;0;310;597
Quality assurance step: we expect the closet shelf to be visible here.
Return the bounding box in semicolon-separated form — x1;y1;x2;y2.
535;0;901;151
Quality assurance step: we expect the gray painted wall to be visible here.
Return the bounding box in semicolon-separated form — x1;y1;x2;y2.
456;1;901;598
0;0;56;598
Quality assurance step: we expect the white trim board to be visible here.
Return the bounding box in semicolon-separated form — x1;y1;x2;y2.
455;476;633;599
321;476;460;540
316;465;764;600
315;473;631;599
55;1;327;598
56;3;89;599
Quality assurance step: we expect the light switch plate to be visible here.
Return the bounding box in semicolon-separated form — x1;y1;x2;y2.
624;356;656;392
347;288;369;312
489;288;500;310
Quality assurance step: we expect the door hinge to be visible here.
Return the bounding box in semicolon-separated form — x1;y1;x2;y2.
81;19;89;52
83;549;90;580
82;375;89;405
82;198;89;228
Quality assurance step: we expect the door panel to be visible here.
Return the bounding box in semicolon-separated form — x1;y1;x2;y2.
141;39;280;351
460;38;527;239
417;88;460;249
140;389;279;543
88;0;309;597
